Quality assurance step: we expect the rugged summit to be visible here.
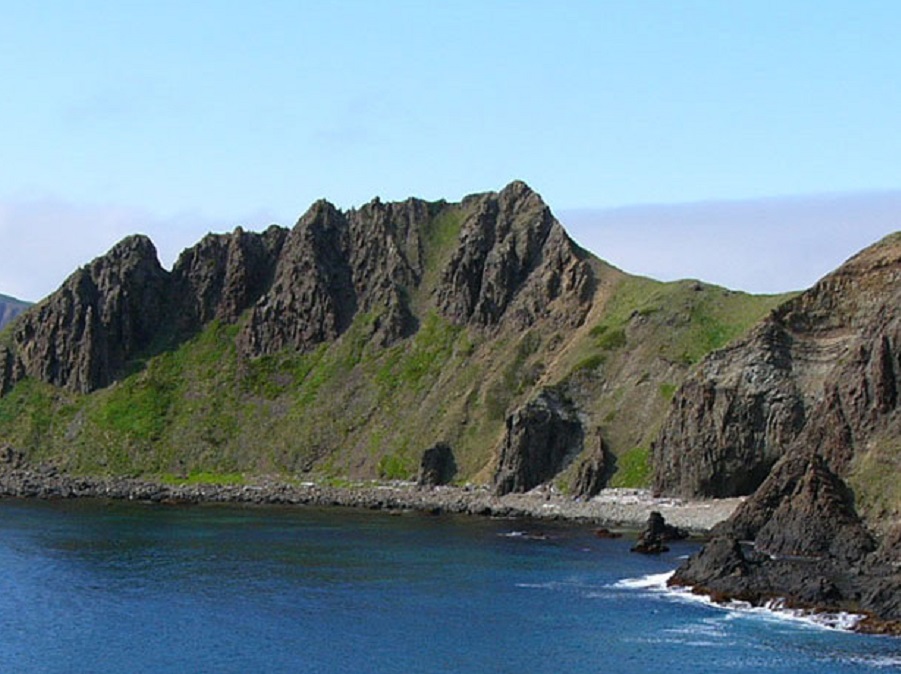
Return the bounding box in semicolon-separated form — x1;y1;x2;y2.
0;236;169;394
660;233;901;630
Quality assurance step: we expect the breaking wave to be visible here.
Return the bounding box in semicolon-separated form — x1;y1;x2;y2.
610;571;865;632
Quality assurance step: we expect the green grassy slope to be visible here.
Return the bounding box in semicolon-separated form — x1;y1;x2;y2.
0;285;789;490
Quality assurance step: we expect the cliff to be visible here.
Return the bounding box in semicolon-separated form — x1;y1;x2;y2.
0;181;784;495
658;233;901;631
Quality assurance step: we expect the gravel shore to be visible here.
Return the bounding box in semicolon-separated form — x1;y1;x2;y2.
0;466;741;533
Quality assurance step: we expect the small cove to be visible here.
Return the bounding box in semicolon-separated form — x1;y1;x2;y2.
0;499;898;673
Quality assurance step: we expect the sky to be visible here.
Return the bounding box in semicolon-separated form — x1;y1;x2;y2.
1;0;899;300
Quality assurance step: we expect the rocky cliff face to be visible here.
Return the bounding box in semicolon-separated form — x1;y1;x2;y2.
663;233;901;631
0;181;797;501
238;197;429;356
0;181;593;400
171;225;287;331
436;181;593;330
0;236;170;394
493;387;584;496
654;232;901;499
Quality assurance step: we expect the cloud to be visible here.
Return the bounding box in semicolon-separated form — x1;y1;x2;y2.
559;192;901;294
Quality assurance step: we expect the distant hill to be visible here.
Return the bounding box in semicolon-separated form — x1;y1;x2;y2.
0;294;29;330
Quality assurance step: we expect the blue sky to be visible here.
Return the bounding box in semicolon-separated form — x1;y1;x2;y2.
1;1;899;300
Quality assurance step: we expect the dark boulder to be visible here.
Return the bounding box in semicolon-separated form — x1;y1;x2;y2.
418;442;456;487
631;511;688;554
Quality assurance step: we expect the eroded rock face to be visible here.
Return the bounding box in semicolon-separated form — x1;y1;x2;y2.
570;430;609;498
0;181;594;400
493;388;584;496
239;201;358;356
0;236;169;393
653;321;807;498
172;226;287;330
654;233;901;499
666;234;901;629
435;181;593;331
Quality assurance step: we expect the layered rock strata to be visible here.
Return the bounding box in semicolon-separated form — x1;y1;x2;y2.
661;233;901;632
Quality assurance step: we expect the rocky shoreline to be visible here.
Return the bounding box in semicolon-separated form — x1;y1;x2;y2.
0;465;740;533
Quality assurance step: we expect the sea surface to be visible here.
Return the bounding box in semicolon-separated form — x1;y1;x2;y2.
0;499;899;673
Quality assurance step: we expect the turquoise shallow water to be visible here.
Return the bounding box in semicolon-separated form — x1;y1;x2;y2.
0;499;899;673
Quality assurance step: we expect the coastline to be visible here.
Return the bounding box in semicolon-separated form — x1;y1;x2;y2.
0;466;741;533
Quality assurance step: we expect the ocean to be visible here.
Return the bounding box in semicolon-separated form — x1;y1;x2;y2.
0;499;898;673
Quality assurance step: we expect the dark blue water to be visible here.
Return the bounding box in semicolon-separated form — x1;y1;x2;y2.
0;500;898;673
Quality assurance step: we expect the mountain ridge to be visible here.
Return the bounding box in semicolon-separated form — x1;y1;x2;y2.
0;181;786;494
5;181;900;625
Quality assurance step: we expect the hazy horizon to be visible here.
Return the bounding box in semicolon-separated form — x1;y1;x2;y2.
2;187;898;302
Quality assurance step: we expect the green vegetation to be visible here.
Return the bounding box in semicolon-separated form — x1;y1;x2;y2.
658;382;677;401
375;312;463;392
848;435;901;526
586;276;790;367
609;446;651;488
590;324;627;350
377;452;414;480
484;331;544;420
0;378;61;448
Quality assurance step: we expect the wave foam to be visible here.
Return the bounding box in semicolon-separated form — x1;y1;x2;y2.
610;571;865;632
609;571;673;590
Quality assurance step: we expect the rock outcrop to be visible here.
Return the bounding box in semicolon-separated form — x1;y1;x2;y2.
0;236;170;393
663;233;901;631
654;232;901;499
0;182;595;398
493;388;584;496
435;181;593;331
171;225;287;331
631;511;688;554
417;442;456;487
570;430;610;498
